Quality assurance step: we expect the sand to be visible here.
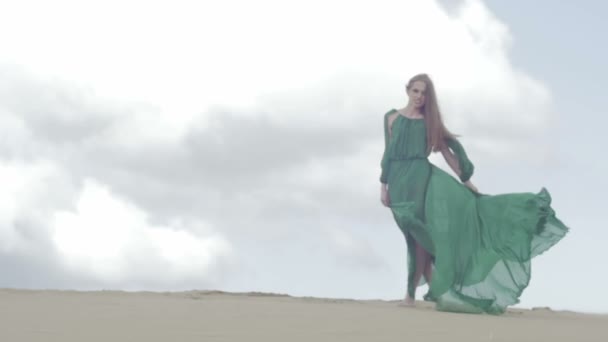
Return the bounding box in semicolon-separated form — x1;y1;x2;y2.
0;289;606;341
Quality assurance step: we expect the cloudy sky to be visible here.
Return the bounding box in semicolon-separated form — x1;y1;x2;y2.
1;0;606;313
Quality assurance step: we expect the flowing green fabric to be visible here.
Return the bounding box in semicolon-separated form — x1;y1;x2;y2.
380;109;569;314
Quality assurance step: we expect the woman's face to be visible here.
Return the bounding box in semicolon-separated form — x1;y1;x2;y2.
407;80;427;109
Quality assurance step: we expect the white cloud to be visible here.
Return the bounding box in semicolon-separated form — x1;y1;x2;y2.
0;158;232;288
1;1;553;145
51;179;232;285
0;160;54;253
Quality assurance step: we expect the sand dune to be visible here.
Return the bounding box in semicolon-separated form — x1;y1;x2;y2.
1;289;606;341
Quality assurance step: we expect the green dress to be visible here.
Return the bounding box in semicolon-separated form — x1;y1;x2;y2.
380;109;569;314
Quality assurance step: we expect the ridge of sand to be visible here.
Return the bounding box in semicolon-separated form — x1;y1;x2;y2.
1;289;606;341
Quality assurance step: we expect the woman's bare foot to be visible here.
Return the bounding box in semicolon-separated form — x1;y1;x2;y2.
398;295;416;307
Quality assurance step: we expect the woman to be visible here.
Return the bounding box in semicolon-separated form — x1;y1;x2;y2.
380;73;568;314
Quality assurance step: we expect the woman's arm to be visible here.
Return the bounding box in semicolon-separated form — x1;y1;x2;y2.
442;138;479;193
441;147;462;178
379;111;392;185
380;112;392;207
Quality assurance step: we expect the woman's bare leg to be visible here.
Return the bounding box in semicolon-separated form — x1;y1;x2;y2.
423;257;433;284
403;241;430;305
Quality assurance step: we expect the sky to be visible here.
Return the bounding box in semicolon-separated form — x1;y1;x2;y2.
0;0;606;313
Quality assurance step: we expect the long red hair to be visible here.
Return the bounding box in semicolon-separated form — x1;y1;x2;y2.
407;73;457;153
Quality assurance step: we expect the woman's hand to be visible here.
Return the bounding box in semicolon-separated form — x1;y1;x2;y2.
464;180;479;194
380;184;391;207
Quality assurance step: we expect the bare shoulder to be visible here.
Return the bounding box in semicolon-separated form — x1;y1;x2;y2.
385;109;399;124
385;109;399;137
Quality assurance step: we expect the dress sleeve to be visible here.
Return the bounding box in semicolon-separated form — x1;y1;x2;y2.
380;111;392;184
445;137;475;182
